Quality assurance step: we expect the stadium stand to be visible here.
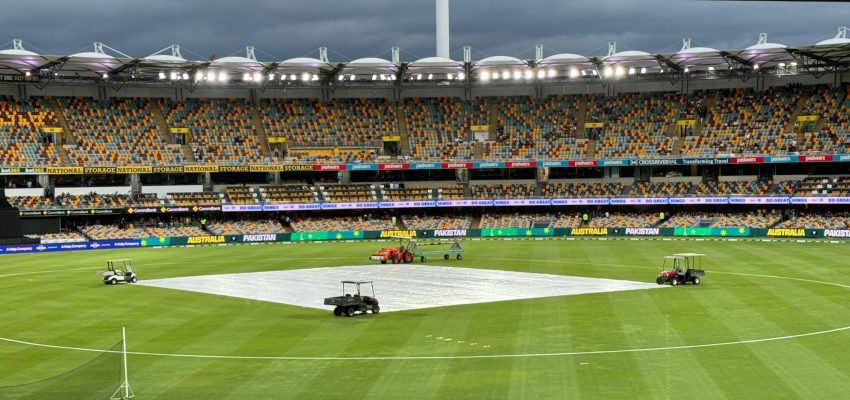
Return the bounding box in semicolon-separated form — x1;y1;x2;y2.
436;185;465;200
402;97;488;161
588;92;687;159
82;223;208;240
290;216;395;232
207;220;285;235
162;99;265;165
694;180;772;196
792;176;850;196
25;232;88;243
225;186;260;205
625;181;693;197
261;98;393;150
542;182;625;197
471;183;535;199
55;192;133;209
60;97;184;166
0;96;62;167
260;185;317;204
586;212;659;227
382;186;433;201
480;213;551;228
485;95;587;160
799;85;850;154
402;214;472;230
168;192;222;206
319;184;376;202
682;87;800;156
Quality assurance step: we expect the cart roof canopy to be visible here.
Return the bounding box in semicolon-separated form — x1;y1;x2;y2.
665;256;686;260
341;280;374;284
674;253;705;257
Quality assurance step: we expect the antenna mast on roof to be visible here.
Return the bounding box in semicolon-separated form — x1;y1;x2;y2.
837;26;848;39
463;45;471;63
758;33;768;45
535;44;544;61
391;47;400;64
12;39;23;50
246;46;256;61
319;47;328;63
436;0;449;58
608;41;617;57
681;38;692;51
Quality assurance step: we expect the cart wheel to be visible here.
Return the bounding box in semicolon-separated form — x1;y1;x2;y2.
456;254;462;260
403;252;413;263
655;276;664;285
693;277;700;285
345;307;355;317
333;307;342;316
372;305;380;314
420;256;425;262
671;278;679;286
130;277;138;283
444;254;450;260
380;260;386;264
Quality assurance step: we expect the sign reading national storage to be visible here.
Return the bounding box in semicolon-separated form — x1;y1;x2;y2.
3;153;850;176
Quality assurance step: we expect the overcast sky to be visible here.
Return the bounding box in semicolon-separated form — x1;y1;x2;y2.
1;0;847;61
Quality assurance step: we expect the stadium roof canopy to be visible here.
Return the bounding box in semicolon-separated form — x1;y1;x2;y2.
1;28;850;84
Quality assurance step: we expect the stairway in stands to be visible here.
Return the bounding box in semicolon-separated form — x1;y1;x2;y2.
249;107;271;159
397;105;410;156
48;99;75;164
149;101;195;162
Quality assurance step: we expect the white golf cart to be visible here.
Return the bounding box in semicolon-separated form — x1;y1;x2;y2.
101;259;138;285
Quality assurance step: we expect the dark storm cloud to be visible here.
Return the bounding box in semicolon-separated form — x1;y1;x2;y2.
0;0;847;61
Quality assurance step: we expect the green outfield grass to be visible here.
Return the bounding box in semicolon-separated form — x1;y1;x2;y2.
1;238;849;399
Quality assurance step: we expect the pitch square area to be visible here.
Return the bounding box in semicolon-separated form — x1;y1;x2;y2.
139;265;663;312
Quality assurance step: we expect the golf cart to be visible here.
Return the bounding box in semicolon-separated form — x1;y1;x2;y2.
656;253;705;286
370;237;414;264
101;259;138;285
410;239;464;262
324;281;380;317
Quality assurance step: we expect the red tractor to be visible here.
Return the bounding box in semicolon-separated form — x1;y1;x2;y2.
656;253;705;286
370;237;414;264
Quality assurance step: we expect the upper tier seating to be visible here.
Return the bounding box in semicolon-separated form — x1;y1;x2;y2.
402;97;488;161
61;97;184;166
162;99;264;165
485;95;588;160
799;85;850;154
588;92;691;159
261;98;394;150
0;97;61;166
682;87;800;156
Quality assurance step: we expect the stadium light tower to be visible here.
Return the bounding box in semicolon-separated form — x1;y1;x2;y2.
436;0;449;58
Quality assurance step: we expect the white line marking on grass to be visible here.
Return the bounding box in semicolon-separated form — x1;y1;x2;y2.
2;259;850;361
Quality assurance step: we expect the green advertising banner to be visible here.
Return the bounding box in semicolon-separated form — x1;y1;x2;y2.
481;227;554;237
673;227;750;237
